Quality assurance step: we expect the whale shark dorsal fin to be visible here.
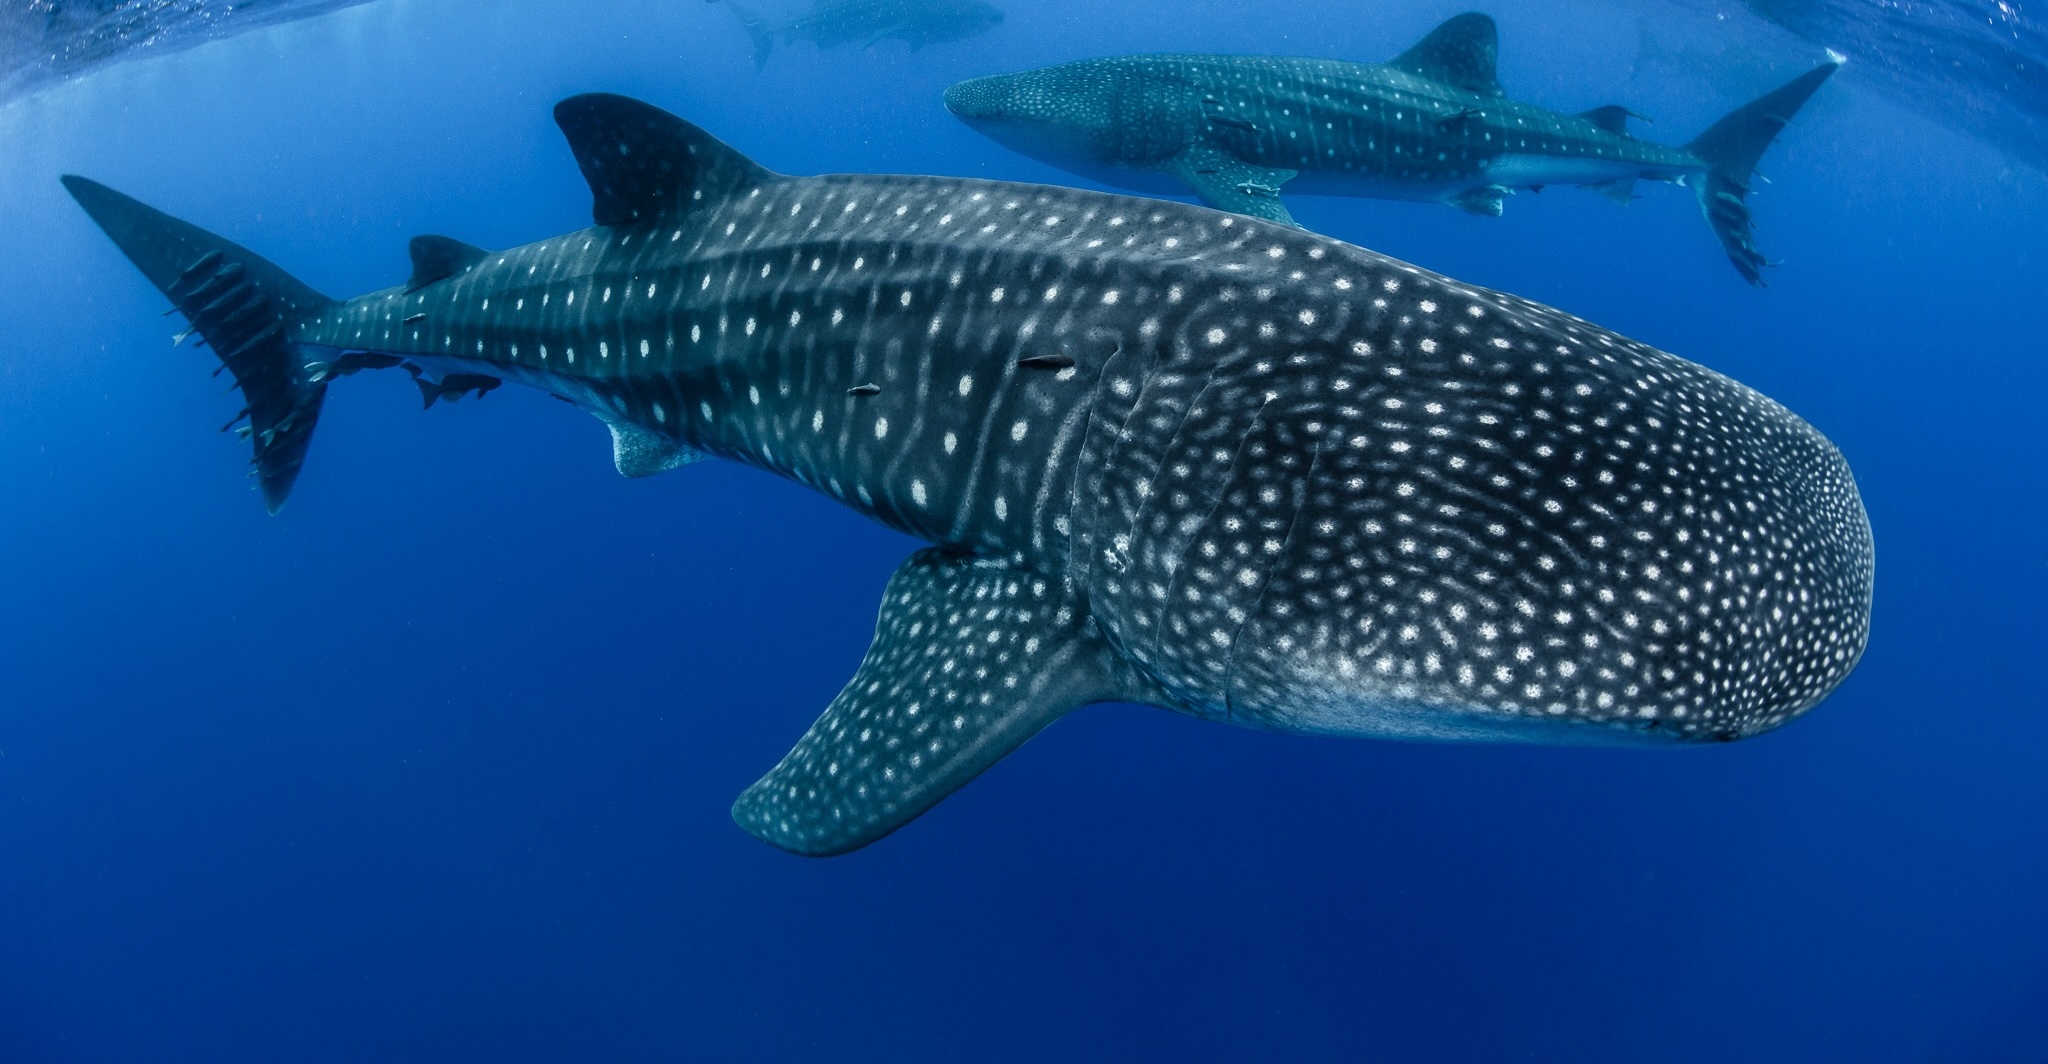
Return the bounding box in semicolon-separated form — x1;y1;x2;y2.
732;550;1158;856
1390;12;1504;98
406;235;489;293
553;93;777;227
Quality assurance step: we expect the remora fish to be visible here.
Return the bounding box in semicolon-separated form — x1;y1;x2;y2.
944;13;1838;284
717;0;1003;70
64;93;1873;855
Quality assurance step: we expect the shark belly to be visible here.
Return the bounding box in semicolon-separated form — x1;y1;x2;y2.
1482;153;1685;191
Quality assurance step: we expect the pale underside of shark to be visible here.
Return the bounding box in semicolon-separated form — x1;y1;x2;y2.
944;13;1838;285
65;93;1873;855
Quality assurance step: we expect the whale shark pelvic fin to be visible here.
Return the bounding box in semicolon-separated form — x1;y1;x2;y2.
607;421;704;478
732;549;1160;856
1450;184;1510;217
1162;143;1298;225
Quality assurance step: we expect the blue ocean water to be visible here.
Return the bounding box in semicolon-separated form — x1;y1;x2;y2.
1;0;2044;1060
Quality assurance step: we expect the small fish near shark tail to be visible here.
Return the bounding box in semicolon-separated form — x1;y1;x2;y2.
61;175;339;514
719;0;777;70
1684;61;1839;285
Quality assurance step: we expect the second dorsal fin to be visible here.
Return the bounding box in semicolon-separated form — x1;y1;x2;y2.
553;93;777;227
1580;105;1645;137
1389;13;1504;98
406;235;489;292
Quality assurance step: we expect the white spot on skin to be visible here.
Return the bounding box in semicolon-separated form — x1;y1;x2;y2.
875;417;889;440
911;480;928;506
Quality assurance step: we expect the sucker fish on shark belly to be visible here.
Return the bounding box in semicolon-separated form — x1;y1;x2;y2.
63;92;1873;856
944;12;1840;285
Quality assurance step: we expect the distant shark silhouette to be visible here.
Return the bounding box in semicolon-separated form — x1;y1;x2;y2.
716;0;1003;69
64;93;1871;855
946;13;1838;284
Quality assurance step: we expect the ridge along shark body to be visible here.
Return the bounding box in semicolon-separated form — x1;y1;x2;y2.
64;93;1872;856
944;13;1839;284
718;0;1004;70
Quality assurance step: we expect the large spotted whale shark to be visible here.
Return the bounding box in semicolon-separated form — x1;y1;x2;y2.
944;13;1839;284
64;93;1873;855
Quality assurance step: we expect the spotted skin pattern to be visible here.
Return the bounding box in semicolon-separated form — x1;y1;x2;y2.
944;14;1839;283
66;94;1872;855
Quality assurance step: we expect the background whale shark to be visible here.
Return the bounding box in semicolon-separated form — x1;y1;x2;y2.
65;93;1872;856
946;14;1838;284
715;0;1005;70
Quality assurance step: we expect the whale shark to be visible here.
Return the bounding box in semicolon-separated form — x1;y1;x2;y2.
943;13;1838;284
63;93;1873;855
719;0;1003;70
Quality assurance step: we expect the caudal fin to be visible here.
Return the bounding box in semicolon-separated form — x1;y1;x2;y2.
724;2;775;70
1684;62;1838;285
62;176;338;513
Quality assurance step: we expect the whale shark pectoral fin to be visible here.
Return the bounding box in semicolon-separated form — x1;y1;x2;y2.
733;549;1143;856
1161;145;1299;226
553;94;779;226
1390;12;1504;98
607;421;705;477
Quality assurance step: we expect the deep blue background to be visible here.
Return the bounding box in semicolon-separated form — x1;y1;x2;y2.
2;1;2044;1060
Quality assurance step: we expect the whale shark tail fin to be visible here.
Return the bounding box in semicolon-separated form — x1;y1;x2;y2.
724;1;775;70
1684;61;1838;285
61;175;339;514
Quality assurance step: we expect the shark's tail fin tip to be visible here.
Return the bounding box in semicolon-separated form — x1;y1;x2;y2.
723;1;773;69
1683;62;1838;285
63;175;338;513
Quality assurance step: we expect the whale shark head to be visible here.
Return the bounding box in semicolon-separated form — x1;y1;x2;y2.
945;63;1133;171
